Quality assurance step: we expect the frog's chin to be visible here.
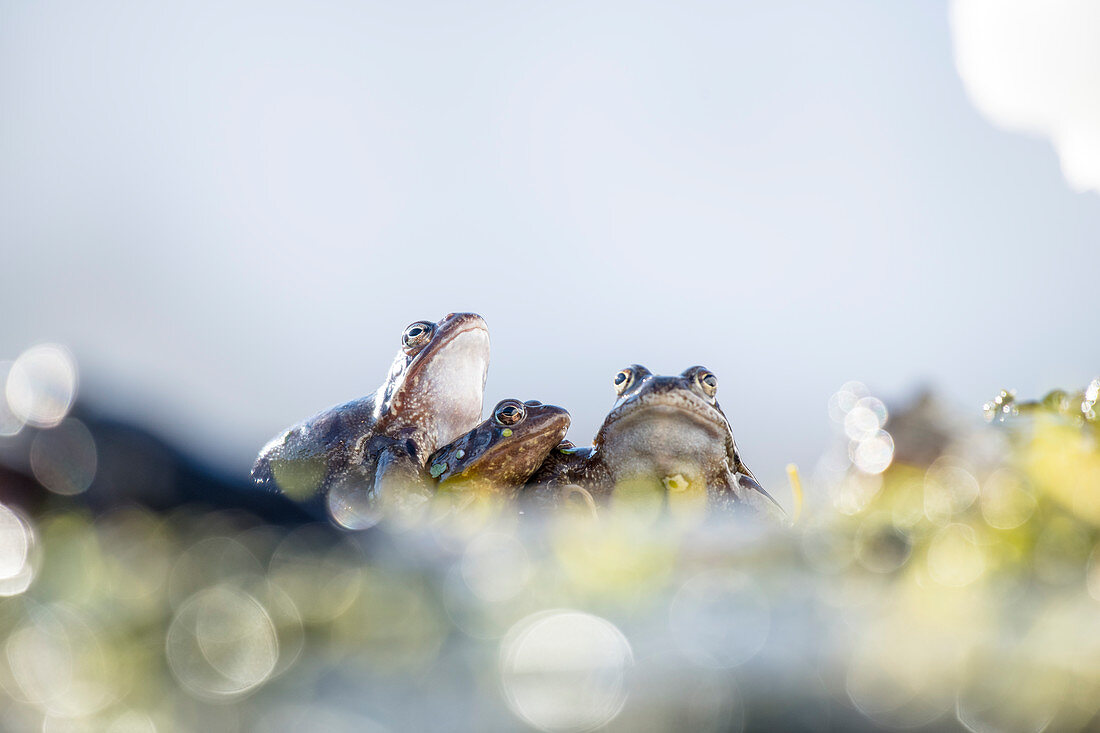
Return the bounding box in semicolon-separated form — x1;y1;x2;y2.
393;322;490;449
425;326;490;445
597;405;729;480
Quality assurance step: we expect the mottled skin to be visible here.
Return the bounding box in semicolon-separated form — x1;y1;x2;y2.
252;313;490;506
527;365;787;520
426;400;570;497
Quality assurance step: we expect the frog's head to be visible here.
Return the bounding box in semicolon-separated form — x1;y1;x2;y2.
428;399;570;494
377;312;491;451
594;364;742;482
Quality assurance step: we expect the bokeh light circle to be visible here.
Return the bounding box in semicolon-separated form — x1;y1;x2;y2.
844;397;888;441
0;505;36;597
924;460;979;525
500;610;632;732
30;418;97;496
166;585;279;699
5;604;113;717
326;477;383;531
850;430;894;474
5;345;77;428
0;362;23;436
0;505;31;581
828;381;870;423
829;472;883;515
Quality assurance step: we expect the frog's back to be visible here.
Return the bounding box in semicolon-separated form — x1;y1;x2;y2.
252;394;378;491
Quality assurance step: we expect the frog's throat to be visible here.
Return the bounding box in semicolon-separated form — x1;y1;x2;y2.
383;321;490;453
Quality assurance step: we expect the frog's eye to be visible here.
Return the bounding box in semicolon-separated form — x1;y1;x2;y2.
613;368;634;395
402;321;434;352
696;370;718;399
493;400;527;426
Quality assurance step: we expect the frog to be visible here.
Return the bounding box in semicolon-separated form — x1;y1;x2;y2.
426;399;570;497
526;365;787;520
251;312;491;512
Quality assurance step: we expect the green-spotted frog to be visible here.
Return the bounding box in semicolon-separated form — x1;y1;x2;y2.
527;365;786;520
252;313;490;508
427;399;570;496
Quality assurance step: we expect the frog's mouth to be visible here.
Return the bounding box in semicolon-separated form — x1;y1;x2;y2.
597;395;732;477
393;314;491;450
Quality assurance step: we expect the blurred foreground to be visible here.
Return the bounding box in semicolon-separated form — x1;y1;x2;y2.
0;347;1099;731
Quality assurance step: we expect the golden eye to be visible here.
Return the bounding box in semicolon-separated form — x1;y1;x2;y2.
402;321;434;352
697;370;718;398
493;400;527;426
613;368;633;395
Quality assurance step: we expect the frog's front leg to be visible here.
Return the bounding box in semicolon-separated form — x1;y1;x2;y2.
523;443;602;509
723;470;790;524
334;433;429;522
372;435;432;519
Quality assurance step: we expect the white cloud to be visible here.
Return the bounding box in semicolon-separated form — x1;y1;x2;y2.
951;0;1100;193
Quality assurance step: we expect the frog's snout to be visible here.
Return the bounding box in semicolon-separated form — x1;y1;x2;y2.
252;428;295;490
251;453;277;489
440;312;488;332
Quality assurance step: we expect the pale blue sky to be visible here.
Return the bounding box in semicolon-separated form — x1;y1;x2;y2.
2;1;1098;487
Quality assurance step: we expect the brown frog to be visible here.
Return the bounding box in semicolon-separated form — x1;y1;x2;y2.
252;313;490;511
527;365;786;520
427;399;570;497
